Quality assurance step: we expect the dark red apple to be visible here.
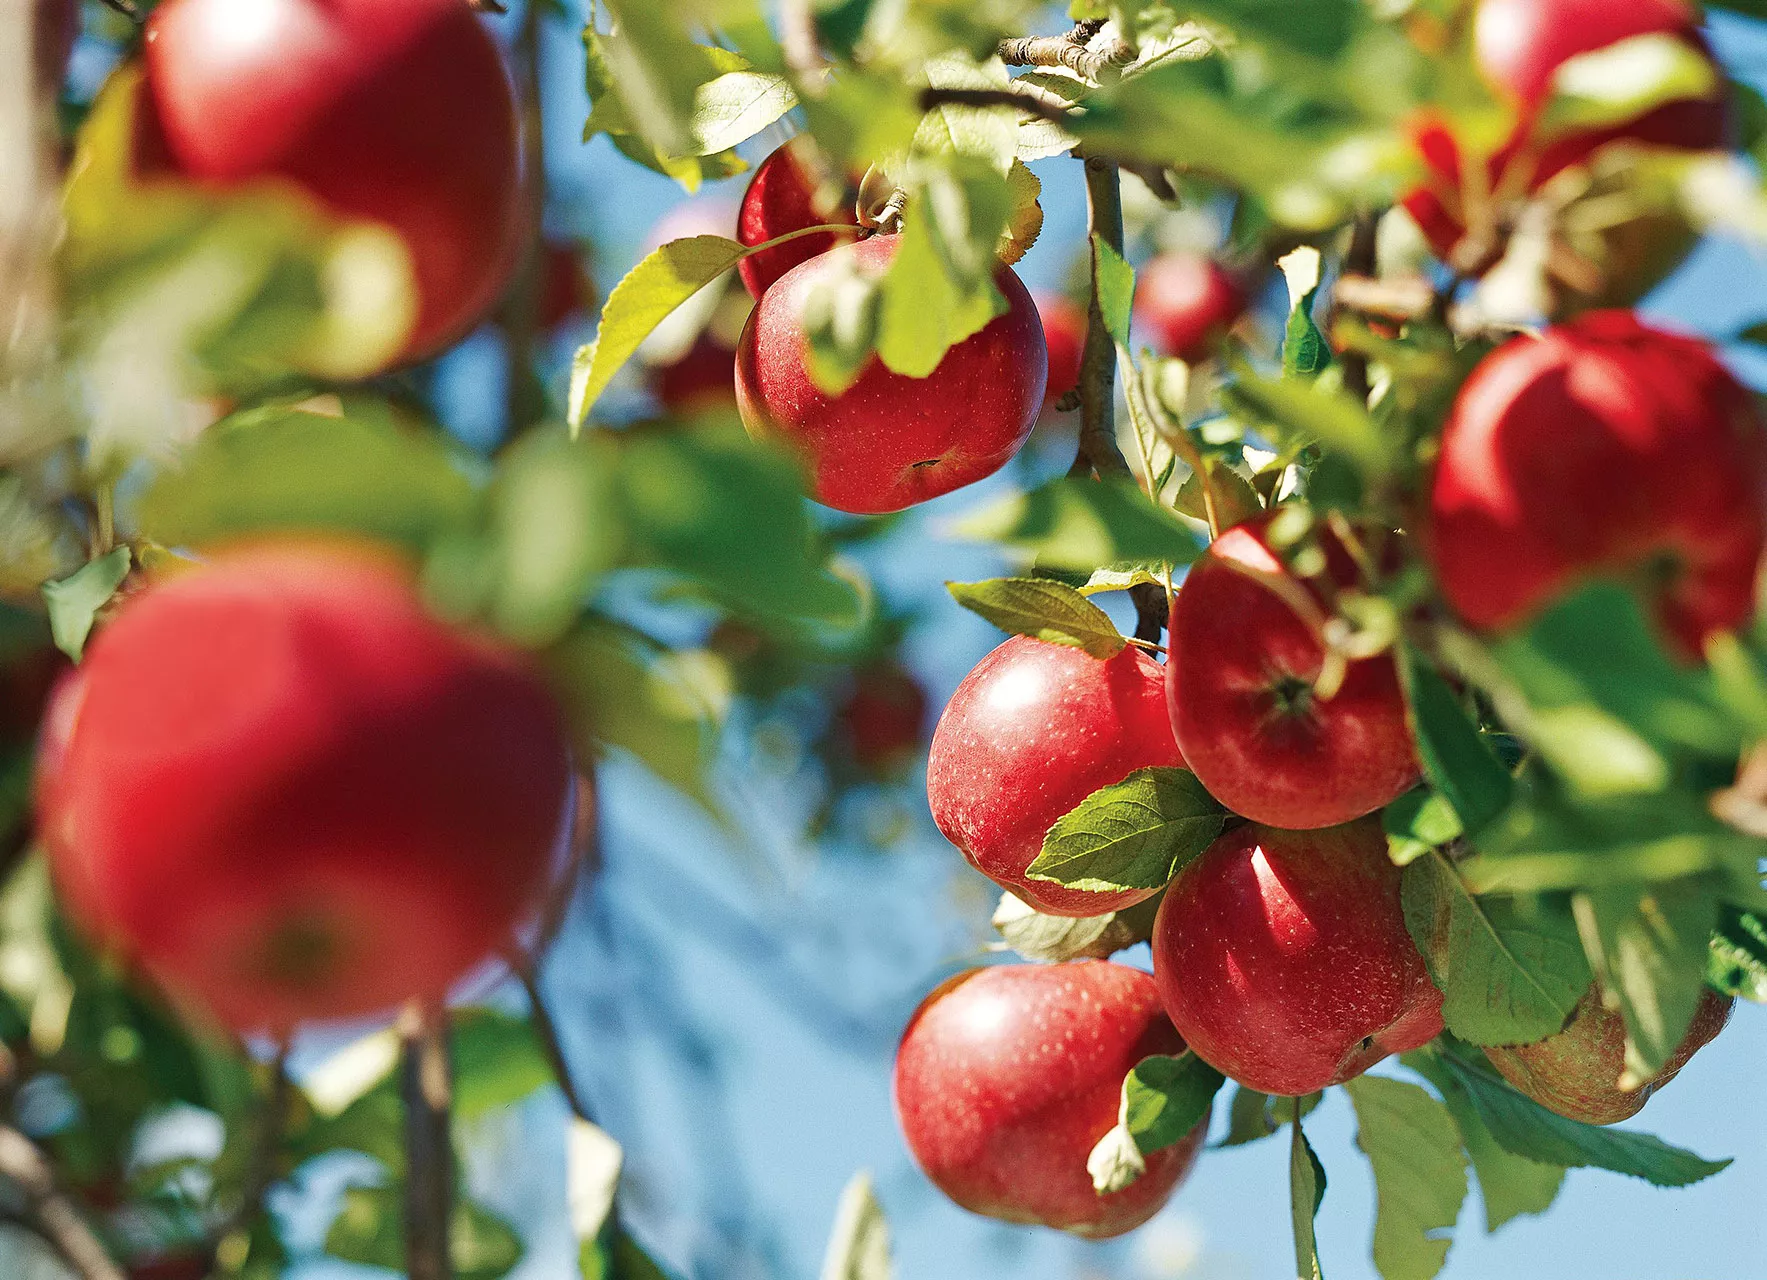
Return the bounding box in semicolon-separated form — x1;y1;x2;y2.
1151;819;1444;1095
128;1254;212;1280
1484;986;1732;1124
651;332;738;415
537;241;594;332
1133;254;1244;364
1036;291;1086;409
894;961;1207;1237
734;233;1046;514
1167;511;1417;831
736;139;861;298
1403;0;1726;270
1429;311;1767;656
927;636;1183;917
36;542;571;1035
836;662;929;772
138;0;524;365
35;0;78;94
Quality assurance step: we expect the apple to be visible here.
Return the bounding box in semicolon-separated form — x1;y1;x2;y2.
927;637;1184;917
651;332;738;415
1483;986;1732;1124
1403;0;1726;271
835;662;928;772
36;542;571;1035
736;139;861;298
1429;311;1767;656
128;1254;212;1280
1151;819;1445;1096
137;0;524;365
734;234;1046;514
1035;291;1087;409
1167;511;1418;831
1133;253;1244;364
34;0;78;94
537;241;594;332
894;961;1207;1238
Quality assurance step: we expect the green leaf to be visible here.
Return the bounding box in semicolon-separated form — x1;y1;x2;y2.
990;890;1159;963
1227;368;1393;477
952;477;1202;572
820;1171;892;1280
1537;35;1719;139
1398;645;1513;836
1027;767;1226;893
1220;1087;1320;1148
1123;1053;1224;1153
1279;247;1330;379
1572;877;1718;1080
1438;1048;1730;1187
42;549;130;662
1384;788;1465;868
325;1186;523;1280
1184;0;1359;55
135;403;479;554
569;236;748;427
1707;906;1767;1002
1093;235;1135;349
1344;1076;1469;1280
452;1008;555;1122
946;578;1126;657
1290;1107;1328;1280
1402;854;1591;1047
1404;1051;1565;1233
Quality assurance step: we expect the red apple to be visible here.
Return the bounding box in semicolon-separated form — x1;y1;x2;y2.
927;637;1183;917
1151;819;1444;1095
1133;254;1244;364
538;241;594;332
138;0;524;365
651;333;738;415
836;662;929;772
1403;0;1726;269
734;234;1046;514
1483;986;1732;1125
1429;311;1767;656
1036;291;1086;409
736;139;861;298
1167;511;1417;831
35;0;78;94
128;1254;212;1280
894;961;1207;1238
36;542;571;1035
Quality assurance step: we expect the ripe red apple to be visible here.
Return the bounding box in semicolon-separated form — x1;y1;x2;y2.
734;234;1046;514
36;542;571;1035
1403;0;1726;270
1036;291;1087;409
537;241;594;332
1133;253;1244;364
1151;819;1444;1096
128;1254;212;1280
894;961;1207;1238
736;139;861;298
1483;986;1732;1124
651;332;738;415
835;662;929;772
34;0;78;94
1167;511;1417;831
137;0;524;365
1429;311;1767;656
927;637;1183;917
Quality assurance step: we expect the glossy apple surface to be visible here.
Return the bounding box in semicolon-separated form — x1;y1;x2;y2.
1133;253;1244;364
1152;819;1444;1095
894;961;1207;1238
736;139;861;298
1484;986;1732;1125
928;636;1186;917
1167;511;1417;831
735;234;1046;514
1429;311;1767;655
37;542;571;1034
140;0;524;364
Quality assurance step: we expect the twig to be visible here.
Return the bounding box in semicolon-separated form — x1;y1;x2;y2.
1129;582;1168;645
1338;211;1380;405
499;0;548;440
510;952;596;1124
1070;157;1131;481
0;1127;124;1280
399;1004;455;1280
916;85;1074;125
1332;274;1435;323
997;34;1133;81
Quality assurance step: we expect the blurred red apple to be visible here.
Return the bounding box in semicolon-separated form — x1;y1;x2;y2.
1036;291;1086;409
1134;254;1244;364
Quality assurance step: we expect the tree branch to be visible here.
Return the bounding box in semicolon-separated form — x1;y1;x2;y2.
399;1004;455;1280
1332;274;1435;323
1070;157;1131;481
499;0;548;440
996;33;1133;81
1338;211;1381;406
916;85;1074;125
0;1127;124;1280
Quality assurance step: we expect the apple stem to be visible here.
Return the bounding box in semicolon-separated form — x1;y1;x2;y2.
400;1003;457;1280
